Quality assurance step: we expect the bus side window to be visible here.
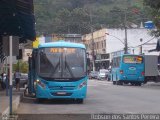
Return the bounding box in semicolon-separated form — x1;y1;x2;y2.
115;58;118;67
113;58;116;68
114;58;116;67
114;59;116;67
112;57;120;68
117;57;120;67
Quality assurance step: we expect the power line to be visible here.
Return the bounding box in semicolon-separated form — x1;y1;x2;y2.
129;37;156;48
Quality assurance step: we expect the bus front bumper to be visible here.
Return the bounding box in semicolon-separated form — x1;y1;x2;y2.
36;85;87;99
119;75;144;82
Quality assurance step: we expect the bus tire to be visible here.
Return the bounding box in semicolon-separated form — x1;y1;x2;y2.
144;80;147;84
137;83;142;86
76;99;83;104
124;82;129;85
36;98;44;103
120;81;123;85
131;82;135;86
117;81;123;85
113;81;116;85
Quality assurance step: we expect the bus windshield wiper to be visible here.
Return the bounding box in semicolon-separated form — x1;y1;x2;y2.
64;56;74;78
49;57;61;77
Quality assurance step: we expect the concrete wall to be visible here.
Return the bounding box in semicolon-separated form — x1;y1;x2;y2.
23;49;32;62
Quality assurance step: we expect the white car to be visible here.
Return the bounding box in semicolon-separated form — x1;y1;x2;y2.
97;69;109;80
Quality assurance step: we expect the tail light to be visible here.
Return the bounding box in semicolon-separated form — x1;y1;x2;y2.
141;71;145;76
120;70;123;74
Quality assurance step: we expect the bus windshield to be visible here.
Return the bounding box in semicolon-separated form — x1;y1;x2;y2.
123;55;143;64
38;47;86;80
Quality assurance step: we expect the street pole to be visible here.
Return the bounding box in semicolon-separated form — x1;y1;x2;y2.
91;27;95;72
9;36;13;115
5;57;8;96
132;49;135;54
89;9;95;72
140;45;142;54
124;10;128;54
110;9;128;54
18;59;20;72
140;38;143;54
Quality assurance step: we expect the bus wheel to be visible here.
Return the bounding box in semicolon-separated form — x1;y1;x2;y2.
76;99;83;104
136;83;142;86
113;81;116;85
124;82;129;85
117;81;123;85
144;80;147;84
36;98;44;103
131;83;135;86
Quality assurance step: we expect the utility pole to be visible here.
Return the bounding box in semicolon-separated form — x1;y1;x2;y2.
140;38;143;54
91;26;95;71
9;36;13;115
111;9;128;54
124;10;128;54
90;9;95;72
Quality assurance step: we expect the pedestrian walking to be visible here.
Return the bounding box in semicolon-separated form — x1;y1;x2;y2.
14;70;21;91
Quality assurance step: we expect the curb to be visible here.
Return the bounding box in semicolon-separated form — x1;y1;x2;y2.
21;90;36;103
1;95;22;120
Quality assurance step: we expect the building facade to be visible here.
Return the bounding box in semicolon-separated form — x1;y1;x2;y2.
106;28;158;56
23;49;32;62
82;29;109;71
83;28;159;71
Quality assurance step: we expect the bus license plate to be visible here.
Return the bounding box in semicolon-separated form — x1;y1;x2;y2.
56;92;67;95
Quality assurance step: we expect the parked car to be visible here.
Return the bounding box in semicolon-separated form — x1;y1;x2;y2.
13;73;28;88
89;71;99;79
97;69;109;80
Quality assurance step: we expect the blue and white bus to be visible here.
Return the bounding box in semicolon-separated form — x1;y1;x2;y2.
28;41;88;103
111;54;145;86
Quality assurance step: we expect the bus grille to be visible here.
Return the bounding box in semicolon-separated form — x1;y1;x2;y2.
48;86;75;90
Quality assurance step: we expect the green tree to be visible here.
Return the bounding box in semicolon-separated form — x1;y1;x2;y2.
144;0;160;37
34;0;145;35
13;60;29;73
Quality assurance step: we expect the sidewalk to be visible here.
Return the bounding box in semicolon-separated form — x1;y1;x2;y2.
0;88;23;119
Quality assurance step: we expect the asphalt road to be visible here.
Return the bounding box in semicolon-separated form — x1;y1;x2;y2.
15;80;160;120
16;80;160;114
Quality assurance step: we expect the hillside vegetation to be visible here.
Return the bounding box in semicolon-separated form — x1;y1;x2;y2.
34;0;151;35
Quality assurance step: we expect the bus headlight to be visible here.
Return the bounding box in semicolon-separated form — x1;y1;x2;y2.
36;79;40;82
37;80;46;89
78;81;87;89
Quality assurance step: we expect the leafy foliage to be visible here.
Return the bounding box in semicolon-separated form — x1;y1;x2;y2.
34;0;148;35
13;60;29;73
144;0;160;37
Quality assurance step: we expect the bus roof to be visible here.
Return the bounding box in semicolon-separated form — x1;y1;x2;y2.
113;54;144;58
38;40;86;49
